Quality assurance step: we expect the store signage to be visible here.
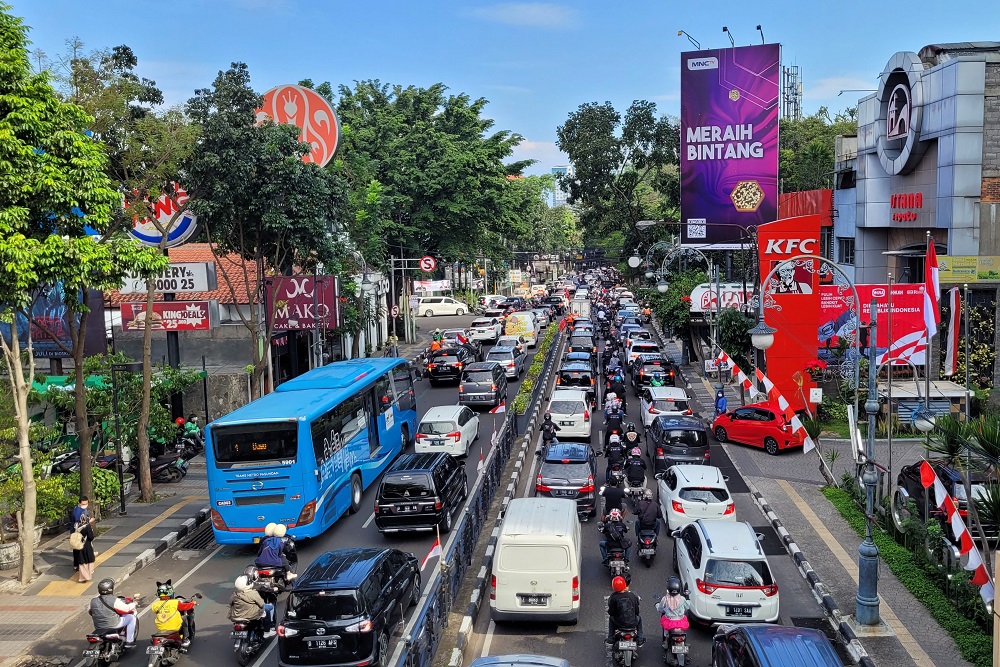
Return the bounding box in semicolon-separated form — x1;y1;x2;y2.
886;84;911;139
128;184;199;248
121;300;217;331
762;238;817;255
688;283;755;313
938;256;1000;283
890;192;923;222
257;85;340;167
265;276;339;331
875;52;927;176
818;283;927;366
118;262;217;294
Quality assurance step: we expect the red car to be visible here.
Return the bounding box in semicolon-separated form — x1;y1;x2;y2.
711;402;802;455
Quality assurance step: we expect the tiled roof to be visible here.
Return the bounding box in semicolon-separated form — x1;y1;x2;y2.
107;243;262;306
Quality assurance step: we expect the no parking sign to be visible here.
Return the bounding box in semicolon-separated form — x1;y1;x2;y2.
419;256;437;273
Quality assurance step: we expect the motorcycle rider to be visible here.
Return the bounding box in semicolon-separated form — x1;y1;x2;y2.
151;580;197;648
255;523;298;583
633;488;659;536
649;371;666;388
625;448;647;489
89;578;137;649
540;412;561;446
622;422;641;449
656;576;691;644
603;434;627;484
604;404;625;445
228;572;277;639
599;509;631;564
609;375;627;405
606;575;645;646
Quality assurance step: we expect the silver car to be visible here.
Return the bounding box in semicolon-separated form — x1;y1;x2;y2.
530;308;551;327
485;346;524;379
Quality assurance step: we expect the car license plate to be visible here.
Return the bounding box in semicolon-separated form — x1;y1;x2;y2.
432;439;444;447
608;559;625;569
672;645;689;654
518;594;548;606
639;548;655;556
559;421;573;426
307;638;338;649
82;649;101;657
726;606;753;617
231;630;248;638
398;504;418;513
617;640;637;651
555;489;576;498
146;646;164;655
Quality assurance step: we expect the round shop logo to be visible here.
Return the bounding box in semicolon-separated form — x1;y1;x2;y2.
875;52;927;176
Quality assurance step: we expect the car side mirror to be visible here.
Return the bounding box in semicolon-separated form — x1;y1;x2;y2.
671;529;681;539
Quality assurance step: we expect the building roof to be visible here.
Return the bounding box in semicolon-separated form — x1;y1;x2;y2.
107;243;261;306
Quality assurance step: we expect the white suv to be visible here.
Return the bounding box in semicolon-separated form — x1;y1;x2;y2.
657;465;735;531
470;317;503;342
672;520;779;624
416;296;467;317
546;389;592;441
639;387;693;429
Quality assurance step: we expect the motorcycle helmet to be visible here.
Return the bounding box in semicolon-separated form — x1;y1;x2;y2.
644;488;654;500
156;581;174;599
235;575;252;591
174;417;186;427
608;509;623;522
625;432;639;443
624;422;637;434
98;578;115;595
612;576;628;593
264;522;277;537
544;412;552;423
630;447;642;458
273;524;287;538
608;434;621;445
667;576;682;596
243;565;259;583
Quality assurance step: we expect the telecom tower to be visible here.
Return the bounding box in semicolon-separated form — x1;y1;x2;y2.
782;65;803;121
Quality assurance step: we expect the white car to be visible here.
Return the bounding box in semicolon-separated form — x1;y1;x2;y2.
639;387;693;429
626;342;661;367
496;335;527;355
657;465;735;531
415;405;480;457
470;317;503;342
673;520;779;624
547;389;592;441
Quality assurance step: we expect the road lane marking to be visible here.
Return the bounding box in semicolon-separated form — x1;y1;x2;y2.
776;479;934;667
363;511;376;528
481;619;496;657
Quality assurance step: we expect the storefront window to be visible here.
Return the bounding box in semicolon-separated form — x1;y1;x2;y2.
838;238;855;265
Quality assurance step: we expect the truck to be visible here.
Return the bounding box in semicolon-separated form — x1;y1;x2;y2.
569;297;591;319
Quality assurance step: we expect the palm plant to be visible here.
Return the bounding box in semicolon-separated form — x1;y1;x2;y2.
967;414;1000;476
926;415;968;465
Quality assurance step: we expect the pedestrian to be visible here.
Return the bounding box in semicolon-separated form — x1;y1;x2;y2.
72;512;96;583
714;390;728;417
70;497;90;572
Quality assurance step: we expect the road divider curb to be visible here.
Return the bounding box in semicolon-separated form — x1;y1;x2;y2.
448;330;565;667
113;506;211;585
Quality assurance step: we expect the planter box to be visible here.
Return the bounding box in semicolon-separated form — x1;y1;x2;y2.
0;525;44;570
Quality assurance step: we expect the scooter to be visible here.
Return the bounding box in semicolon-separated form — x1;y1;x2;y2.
146;593;201;667
663;627;689;666
624;474;646;502
637;529;657;567
231;584;278;666
83;595;142;667
611;627;640;667
605;545;631;582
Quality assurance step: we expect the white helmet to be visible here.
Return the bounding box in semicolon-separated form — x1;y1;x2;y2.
609;434;621;444
608;509;623;522
273;524;287;538
264;523;277;537
235;575;252;591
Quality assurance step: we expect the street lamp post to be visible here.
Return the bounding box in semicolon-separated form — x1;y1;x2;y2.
856;299;881;625
110;361;143;516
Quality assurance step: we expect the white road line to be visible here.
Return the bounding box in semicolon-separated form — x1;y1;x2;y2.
136;543;225;619
522;432;542;498
363;511;376;528
481;619;496;657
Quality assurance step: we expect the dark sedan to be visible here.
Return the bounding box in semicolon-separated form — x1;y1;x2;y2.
534;441;597;517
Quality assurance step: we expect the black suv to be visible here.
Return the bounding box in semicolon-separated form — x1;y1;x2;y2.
712;623;842;667
374;453;468;533
459;361;507;409
278;547;419;667
556;362;596;405
426;346;474;385
645;415;710;473
567;335;597;357
543;296;564;315
630;356;676;393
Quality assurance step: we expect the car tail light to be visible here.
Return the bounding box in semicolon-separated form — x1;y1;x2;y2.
648;406;657;414
580;475;594;493
535;474;551;493
584;410;590;422
556;377;562;384
373;502;379;515
277;625;298;638
656;447;663;456
723;502;735;515
703;450;711;459
508;362;515;368
683;409;693;415
697;579;717;594
447;431;461;440
572;576;580;602
416;433;427;439
672;500;685;514
427;363;437;370
345;619;374;633
490;575;497;600
297;500;317;526
591;378;595;386
456;363;463;369
639;370;644;377
762;584;779;597
210;509;228;531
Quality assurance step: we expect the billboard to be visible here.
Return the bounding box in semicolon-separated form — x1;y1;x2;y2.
265;276;339;331
256;85;340;167
121;300;218;332
688;282;754;313
819;283;927;366
937;255;1000;283
680;44;781;248
0;286;106;358
413;280;452;293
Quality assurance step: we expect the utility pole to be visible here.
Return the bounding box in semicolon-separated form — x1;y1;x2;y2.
856;300;881;625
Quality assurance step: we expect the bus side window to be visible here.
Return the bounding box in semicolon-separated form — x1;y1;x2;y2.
374;374;392;411
392;367;415;412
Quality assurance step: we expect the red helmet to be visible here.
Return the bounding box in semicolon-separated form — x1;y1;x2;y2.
612;576;628;593
174;417;186;426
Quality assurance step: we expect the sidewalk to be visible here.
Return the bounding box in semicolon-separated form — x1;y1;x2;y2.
0;459;210;667
658;335;971;667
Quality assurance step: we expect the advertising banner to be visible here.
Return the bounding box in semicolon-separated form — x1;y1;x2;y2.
0;286;106;358
413;279;452;293
265;276;338;331
680;44;781;248
818;283;927;365
688;282;755;313
121;300;217;331
119;262;218;294
937;256;1000;283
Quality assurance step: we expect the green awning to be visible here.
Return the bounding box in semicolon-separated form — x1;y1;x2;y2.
33;375;108;393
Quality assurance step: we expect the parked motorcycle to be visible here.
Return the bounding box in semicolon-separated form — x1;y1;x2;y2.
83;595;142;667
637;529;657;567
146;594;201;667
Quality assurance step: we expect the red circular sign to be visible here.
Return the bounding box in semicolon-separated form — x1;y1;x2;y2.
419;256;437;273
256;85;340;167
391;305;400;318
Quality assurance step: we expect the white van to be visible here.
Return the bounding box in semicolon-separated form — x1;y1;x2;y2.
547;389;592;440
490;497;582;623
504;311;539;347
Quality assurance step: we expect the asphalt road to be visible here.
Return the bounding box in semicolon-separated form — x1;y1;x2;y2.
464;328;842;667
33;312;531;667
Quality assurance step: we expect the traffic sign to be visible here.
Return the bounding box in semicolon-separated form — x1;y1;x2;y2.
419;256;437;273
391;304;400;318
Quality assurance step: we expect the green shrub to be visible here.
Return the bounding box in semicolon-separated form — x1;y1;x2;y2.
817;395;848;423
513;393;530;415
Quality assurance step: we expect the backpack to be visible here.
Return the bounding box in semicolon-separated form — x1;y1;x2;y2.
613;593;639;627
69;527;85;550
256;536;284;567
606;521;627;544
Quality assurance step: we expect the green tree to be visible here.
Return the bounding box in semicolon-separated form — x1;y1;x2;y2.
0;5;164;583
716;307;755;372
779;107;857;192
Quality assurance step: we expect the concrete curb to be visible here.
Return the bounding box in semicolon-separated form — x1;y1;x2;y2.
448;330;564;667
113;506;212;584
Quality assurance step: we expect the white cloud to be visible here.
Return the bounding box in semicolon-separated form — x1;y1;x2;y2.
805;75;877;101
511;140;568;174
468;3;578;29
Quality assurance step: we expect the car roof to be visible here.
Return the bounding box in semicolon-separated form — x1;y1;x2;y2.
550;388;588;399
464;361;501;371
420;405;465;422
735;625;841;667
670;464;725;486
740;401;787;413
387;452;449;474
295;547;390;589
543;441;591;461
487;346;516;355
653;415;705;430
694;520;765;558
472;318;496;324
647;387;689;399
444;328;467;334
432;347;464;356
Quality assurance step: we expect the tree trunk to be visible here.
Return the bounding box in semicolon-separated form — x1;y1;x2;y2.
73;309;95;512
135;277;157;502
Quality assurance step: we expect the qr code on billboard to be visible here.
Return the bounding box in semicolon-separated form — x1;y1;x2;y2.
687;219;707;239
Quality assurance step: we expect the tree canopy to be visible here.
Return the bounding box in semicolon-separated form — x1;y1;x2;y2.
779;107;857;192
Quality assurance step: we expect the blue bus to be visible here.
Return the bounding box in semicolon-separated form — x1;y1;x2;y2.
205;358;418;544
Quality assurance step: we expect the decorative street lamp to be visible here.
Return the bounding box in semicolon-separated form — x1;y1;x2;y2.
747;315;777;352
627;255;642;268
911;406;937;433
110;360;143;516
657;279;669;294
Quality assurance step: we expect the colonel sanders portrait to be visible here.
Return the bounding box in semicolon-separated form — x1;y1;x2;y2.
773;261;812;294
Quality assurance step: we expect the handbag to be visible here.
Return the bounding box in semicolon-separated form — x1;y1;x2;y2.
69;525;85;550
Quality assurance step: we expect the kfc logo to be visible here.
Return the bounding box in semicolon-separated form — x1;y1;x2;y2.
763;238;817;255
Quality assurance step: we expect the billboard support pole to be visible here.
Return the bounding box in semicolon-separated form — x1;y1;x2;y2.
886;272;894;501
163;247;183;419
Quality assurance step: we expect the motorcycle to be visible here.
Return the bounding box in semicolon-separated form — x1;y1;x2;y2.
607;463;625;487
83;595;142;667
611;627;640;667
624;476;646;502
664;626;689;666
146;593;201;667
637;529;657;567
605;545;630;582
231;587;277;666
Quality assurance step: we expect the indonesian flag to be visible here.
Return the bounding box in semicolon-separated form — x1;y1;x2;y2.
924;237;941;337
943;287;960;376
457;332;469;345
490;402;506;414
420;538;441;571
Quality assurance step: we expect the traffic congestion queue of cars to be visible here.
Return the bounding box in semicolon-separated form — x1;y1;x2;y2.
484;269;842;667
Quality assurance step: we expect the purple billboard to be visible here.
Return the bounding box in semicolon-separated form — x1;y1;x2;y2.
680;44;780;248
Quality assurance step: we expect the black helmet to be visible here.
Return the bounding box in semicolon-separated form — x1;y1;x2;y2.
544;412;552;422
667;576;682;595
625;422;637;434
98;578;115;595
243;565;259;583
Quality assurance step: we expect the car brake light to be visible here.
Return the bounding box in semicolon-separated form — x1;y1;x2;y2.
210;509;229;531
536;474;551;493
508;362;515;368
447;431;461;440
427;363;436;370
763;583;779;597
580;475;594;493
704;450;711;459
434;498;443;510
572;575;580;601
656;448;663;456
584;410;590;422
456;363;463;369
672;500;685;514
556;377;561;384
373;501;379;515
724;502;735;515
639;370;644;376
490;575;497;600
697;579;716;594
648;406;657;414
591;378;595;386
416;433;427;439
277;625;298;638
345;619;374;633
684;409;693;415
297;500;317;525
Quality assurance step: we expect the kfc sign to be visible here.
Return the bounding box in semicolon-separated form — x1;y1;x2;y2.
762;238;817;255
689;283;755;313
265;276;339;331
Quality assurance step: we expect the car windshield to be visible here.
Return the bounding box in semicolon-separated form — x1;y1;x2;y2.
418;421;457;435
462;371;493;383
653;399;688;411
660;429;707;447
486;352;512;361
549;400;585;415
705;559;773;587
434;355;459;363
679;487;729;503
288;590;360;620
380;474;433;498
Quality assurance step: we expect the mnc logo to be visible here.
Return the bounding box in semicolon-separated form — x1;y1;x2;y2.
687;57;719;70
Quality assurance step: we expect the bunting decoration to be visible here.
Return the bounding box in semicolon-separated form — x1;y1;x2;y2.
917;460;995;605
713;351;753;392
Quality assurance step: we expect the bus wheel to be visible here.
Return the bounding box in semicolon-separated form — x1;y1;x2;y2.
401;425;410;449
349;473;362;514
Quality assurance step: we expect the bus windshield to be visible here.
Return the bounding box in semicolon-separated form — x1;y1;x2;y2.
212;422;298;464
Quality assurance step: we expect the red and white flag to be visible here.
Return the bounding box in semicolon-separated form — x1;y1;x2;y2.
457;332;469;345
924;237;941;337
490;402;506;414
420;538;441;572
943;287;960;376
477;449;485;472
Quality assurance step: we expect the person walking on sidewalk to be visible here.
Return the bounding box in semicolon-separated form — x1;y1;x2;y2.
714;390;727;417
73;512;97;583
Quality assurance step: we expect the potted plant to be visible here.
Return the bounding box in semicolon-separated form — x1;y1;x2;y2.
803;359;827;381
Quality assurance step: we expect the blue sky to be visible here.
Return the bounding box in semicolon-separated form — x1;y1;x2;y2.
10;1;1000;175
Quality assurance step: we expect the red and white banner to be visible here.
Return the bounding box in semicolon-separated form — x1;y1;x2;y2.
925;237;941;337
121;300;217;331
918;460;994;605
420;538;441;572
943;287;960;376
818;284;928;366
490;402;506;414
